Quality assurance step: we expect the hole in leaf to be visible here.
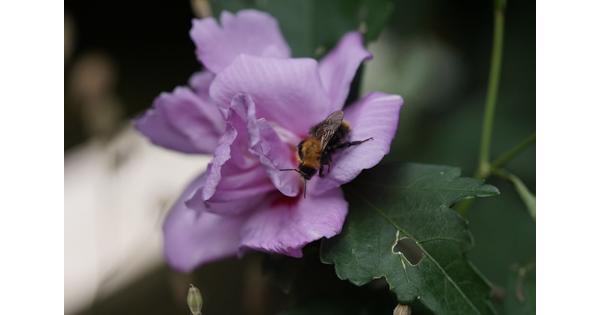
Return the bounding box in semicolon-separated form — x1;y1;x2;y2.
392;236;424;265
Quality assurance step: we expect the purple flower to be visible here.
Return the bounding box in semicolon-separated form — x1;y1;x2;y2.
135;10;403;272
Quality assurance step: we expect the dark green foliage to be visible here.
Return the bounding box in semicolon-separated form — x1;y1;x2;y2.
502;264;535;315
321;164;499;314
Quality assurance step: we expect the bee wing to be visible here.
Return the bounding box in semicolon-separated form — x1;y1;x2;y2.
310;110;344;149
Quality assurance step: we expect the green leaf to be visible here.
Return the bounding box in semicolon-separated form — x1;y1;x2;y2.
210;0;394;57
321;163;499;315
503;264;535;315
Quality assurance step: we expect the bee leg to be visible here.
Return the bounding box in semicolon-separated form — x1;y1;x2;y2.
334;137;374;150
319;153;334;177
318;165;326;177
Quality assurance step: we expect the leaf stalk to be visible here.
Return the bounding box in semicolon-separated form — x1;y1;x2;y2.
490;133;535;170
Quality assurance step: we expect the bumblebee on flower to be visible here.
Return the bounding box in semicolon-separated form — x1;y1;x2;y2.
135;9;403;272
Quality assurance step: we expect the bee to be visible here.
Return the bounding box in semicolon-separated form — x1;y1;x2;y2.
280;110;373;197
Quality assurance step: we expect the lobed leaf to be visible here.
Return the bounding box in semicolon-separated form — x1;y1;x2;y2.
321;163;499;315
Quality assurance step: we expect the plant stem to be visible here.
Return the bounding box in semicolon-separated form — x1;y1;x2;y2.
457;0;506;216
458;131;534;216
490;133;535;170
477;0;506;179
467;2;535;220
493;169;536;220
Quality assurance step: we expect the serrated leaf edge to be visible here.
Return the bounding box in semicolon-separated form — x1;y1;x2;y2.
322;168;500;314
361;196;483;314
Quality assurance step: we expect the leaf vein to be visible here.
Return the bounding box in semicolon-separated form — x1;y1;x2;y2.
361;195;482;314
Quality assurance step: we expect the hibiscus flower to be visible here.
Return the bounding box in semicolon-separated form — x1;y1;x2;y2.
135;10;403;272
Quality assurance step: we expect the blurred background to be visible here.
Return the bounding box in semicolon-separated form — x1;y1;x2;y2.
64;0;534;314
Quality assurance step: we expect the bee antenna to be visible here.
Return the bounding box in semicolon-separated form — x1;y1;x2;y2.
303;178;307;198
279;168;301;174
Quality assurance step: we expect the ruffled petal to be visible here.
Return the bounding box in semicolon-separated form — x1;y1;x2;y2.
210;55;332;135
196;125;240;201
319;32;372;111
312;92;403;193
188;71;215;96
190;10;291;73
240;188;348;257
186;95;281;215
186;163;274;216
230;94;301;197
134;86;225;154
162;174;245;272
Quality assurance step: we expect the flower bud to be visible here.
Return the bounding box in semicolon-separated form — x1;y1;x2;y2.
187;284;203;315
393;304;411;315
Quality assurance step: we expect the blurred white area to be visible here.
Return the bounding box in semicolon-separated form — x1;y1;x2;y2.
64;127;209;314
63;16;210;314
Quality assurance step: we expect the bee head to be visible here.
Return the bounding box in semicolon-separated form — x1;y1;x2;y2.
298;164;316;180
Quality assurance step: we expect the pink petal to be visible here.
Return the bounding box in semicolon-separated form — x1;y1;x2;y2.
188;71;215;96
186;163;274;216
210;55;332;136
195;125;239;201
185;95;282;215
187;123;271;211
163;174;245;272
312;92;403;193
134;86;225;154
319;32;372;111
240;188;348;257
190;10;290;73
230;94;301;197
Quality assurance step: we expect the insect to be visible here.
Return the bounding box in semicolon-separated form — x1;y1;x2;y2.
280;110;373;197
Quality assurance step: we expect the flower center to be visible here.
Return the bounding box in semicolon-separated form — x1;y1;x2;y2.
270;192;302;207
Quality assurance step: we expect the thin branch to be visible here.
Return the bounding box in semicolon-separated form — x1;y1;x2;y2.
490;133;535;171
493;169;536;220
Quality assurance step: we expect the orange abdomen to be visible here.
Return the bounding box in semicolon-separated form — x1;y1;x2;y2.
299;137;322;169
